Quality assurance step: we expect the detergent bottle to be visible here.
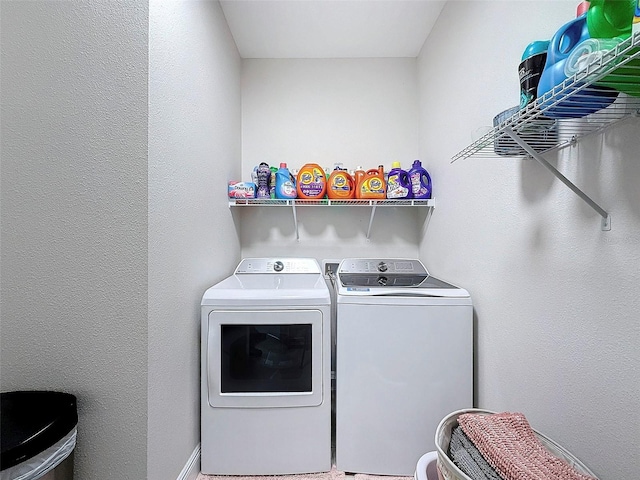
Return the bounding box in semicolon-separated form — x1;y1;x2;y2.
386;162;413;199
255;162;271;199
537;13;618;117
408;160;432;199
269;166;278;199
327;165;355;199
275;163;297;199
586;0;640;96
296;163;327;199
519;40;550;109
357;165;386;199
587;0;635;38
353;166;365;198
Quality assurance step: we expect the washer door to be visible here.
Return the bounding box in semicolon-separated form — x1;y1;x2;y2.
207;309;323;408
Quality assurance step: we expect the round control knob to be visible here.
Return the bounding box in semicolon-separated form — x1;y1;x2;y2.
377;276;388;286
377;262;388;272
273;261;284;272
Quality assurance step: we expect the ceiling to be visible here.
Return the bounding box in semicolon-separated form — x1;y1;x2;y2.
219;0;447;59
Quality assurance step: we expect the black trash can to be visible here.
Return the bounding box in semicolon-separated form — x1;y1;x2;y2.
1;391;77;480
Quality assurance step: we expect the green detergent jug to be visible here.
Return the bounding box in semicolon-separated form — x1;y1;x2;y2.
587;0;640;97
587;0;635;38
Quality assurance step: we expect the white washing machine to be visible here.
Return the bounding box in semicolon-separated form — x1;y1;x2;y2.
201;258;331;475
335;258;473;476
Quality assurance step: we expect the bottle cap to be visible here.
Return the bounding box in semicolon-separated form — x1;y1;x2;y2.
576;1;589;17
280;163;287;168
392;161;401;168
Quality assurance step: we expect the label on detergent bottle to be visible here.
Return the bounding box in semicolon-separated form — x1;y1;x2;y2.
328;170;354;199
297;164;326;198
361;177;385;197
332;174;350;192
634;0;640;35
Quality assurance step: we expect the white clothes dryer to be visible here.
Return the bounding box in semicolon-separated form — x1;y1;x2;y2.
201;258;331;475
335;258;473;476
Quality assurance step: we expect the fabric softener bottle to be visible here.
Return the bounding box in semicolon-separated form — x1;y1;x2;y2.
408;160;432;199
275;163;297;199
256;162;271;199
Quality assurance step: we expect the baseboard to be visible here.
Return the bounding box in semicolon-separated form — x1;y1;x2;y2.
177;443;201;480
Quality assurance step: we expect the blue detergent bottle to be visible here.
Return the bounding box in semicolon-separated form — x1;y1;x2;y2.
536;13;618;118
386;162;413;199
275;162;297;199
408;160;432;199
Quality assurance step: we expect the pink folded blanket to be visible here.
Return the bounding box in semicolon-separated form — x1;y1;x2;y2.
457;412;596;480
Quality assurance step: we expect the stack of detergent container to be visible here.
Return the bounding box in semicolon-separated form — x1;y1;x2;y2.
517;0;639;119
228;160;433;200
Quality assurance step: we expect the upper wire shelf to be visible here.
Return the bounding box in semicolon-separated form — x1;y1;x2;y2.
452;31;640;162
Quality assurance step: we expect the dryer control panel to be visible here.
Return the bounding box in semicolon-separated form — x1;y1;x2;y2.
235;258;321;274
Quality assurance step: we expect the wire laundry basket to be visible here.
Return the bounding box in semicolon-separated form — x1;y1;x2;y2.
434;409;599;480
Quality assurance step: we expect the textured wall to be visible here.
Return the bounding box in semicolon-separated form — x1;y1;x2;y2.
148;1;242;478
239;58;423;260
0;1;148;479
417;1;640;478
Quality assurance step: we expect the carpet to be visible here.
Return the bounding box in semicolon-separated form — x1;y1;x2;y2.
354;473;413;480
198;465;346;480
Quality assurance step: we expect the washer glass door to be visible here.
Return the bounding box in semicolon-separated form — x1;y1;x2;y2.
207;309;323;408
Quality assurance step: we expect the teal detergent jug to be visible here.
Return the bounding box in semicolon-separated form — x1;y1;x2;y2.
537;13;618;118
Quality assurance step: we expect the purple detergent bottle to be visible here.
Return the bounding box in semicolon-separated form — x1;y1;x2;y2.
408;160;432;199
256;162;271;199
386;161;413;199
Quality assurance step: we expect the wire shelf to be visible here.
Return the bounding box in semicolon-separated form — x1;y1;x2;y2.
452;31;640;161
229;198;435;207
229;198;435;240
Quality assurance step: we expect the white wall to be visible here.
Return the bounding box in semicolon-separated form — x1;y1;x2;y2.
148;1;241;478
418;2;640;478
239;58;424;260
0;1;148;479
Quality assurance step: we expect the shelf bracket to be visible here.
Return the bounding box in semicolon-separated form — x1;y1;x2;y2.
504;128;611;231
366;204;377;240
291;201;300;241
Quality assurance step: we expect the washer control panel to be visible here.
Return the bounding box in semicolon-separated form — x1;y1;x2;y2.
338;259;427;275
337;258;437;288
235;258;321;274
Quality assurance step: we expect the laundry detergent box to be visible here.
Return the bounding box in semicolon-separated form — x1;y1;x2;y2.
228;181;256;199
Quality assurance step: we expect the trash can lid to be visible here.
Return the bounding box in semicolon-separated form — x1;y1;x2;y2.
1;391;77;470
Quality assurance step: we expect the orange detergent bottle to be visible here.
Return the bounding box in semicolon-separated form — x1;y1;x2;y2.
328;167;355;199
296;163;327;199
357;165;386;199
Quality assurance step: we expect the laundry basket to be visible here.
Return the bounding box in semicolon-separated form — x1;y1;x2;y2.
434;409;598;480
